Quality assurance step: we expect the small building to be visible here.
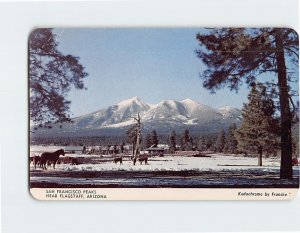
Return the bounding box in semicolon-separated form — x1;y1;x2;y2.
157;144;170;150
145;145;166;154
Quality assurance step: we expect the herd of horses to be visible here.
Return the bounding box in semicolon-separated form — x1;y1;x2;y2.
30;149;66;170
30;149;150;170
113;155;149;165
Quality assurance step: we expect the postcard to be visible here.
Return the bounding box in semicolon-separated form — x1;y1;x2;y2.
29;28;299;200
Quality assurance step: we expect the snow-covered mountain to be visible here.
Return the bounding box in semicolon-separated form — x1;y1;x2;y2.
218;106;243;121
74;96;150;129
33;97;242;136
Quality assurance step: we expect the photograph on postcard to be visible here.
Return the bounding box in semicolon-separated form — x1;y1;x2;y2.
28;28;299;200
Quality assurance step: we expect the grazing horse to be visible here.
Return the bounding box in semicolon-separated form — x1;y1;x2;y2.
62;156;79;165
71;158;79;165
292;158;299;166
132;155;148;165
32;155;41;169
138;155;148;165
63;156;72;164
40;149;65;170
114;157;123;164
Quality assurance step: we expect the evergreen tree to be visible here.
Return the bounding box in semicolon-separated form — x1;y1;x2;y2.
145;133;152;148
196;28;298;179
201;135;215;151
151;130;159;147
169;131;177;153
215;129;226;152
189;137;194;150
180;129;192;151
235;83;279;166
225;123;238;154
29;29;88;125
197;136;206;151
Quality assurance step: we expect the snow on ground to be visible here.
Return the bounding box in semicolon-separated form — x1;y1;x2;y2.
29;145;295;173
30;146;299;187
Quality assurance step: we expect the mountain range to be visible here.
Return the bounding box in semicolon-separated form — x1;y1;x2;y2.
32;96;242;137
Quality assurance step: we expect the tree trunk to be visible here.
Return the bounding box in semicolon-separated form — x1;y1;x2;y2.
132;143;135;157
274;29;293;179
134;130;140;159
258;147;263;166
133;114;141;160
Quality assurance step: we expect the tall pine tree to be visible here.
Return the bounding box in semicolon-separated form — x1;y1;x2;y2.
235;83;279;166
180;129;193;151
169;131;177;153
151;130;159;147
145;133;152;148
196;28;298;179
225;123;238;154
29;29;88;125
197;136;207;151
215;129;226;152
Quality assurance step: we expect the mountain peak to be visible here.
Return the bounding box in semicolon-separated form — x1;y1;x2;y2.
180;98;201;110
181;98;196;103
117;96;145;108
180;98;200;106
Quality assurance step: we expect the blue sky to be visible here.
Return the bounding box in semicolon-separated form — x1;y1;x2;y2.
54;28;252;117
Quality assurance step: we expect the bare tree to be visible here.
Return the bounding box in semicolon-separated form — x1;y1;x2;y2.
129;114;142;165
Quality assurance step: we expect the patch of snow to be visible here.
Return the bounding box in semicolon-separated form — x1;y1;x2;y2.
102;119;134;128
184;118;197;125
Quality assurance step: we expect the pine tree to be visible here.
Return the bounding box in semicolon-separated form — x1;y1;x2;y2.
215;129;226;152
225;123;238;154
197;136;206;151
180;129;192;151
151;130;159;147
201;135;215;151
189;137;194;150
235;83;279;166
169;131;177;153
196;28;298;179
145;133;152;148
29;29;88;125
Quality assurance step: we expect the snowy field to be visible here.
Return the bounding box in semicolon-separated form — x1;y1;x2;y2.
29;146;299;188
30;145;285;172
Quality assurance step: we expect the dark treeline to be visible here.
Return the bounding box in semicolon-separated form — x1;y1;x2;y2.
31;130;219;148
30;136;126;146
30;127;235;152
31;124;299;158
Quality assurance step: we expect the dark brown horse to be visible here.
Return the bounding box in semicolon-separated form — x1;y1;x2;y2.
62;156;72;164
40;149;65;170
292;158;299;166
114;157;123;164
132;155;148;165
62;156;79;165
32;155;41;169
138;155;148;165
71;158;79;165
30;156;40;169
